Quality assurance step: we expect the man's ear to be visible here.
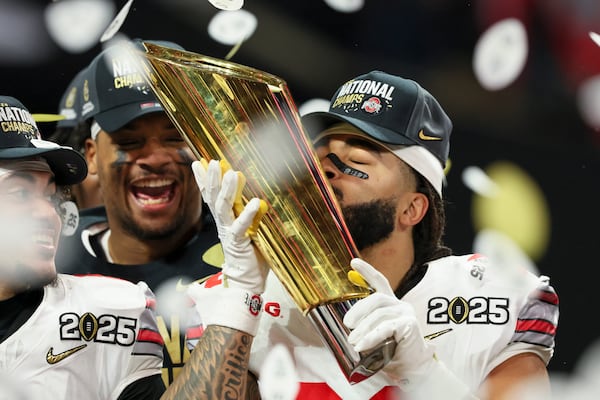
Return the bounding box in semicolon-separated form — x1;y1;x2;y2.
84;138;98;175
399;192;429;227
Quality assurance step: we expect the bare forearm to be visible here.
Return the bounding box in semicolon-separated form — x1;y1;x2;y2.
161;325;259;400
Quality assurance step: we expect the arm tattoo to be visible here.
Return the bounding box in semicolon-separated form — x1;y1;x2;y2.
161;325;260;400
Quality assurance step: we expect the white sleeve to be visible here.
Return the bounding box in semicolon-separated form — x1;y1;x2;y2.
110;281;164;399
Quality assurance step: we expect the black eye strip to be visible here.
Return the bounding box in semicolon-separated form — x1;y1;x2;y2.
326;153;369;179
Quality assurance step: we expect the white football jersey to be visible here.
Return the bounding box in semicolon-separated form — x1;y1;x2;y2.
249;254;559;400
0;274;163;400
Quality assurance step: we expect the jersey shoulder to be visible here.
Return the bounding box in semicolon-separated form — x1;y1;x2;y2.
56;273;153;313
425;253;547;295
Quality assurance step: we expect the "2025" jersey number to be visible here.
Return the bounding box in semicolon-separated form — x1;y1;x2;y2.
59;312;137;345
427;296;509;324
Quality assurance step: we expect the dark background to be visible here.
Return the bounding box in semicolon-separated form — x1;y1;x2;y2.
2;0;599;378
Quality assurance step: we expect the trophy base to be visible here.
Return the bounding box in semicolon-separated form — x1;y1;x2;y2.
308;300;397;384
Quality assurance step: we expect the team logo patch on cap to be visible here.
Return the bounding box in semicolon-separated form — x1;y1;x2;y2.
83;79;90;102
331;78;394;116
0;102;40;140
81;78;94;117
59;86;79;121
361;96;382;114
65;86;77;108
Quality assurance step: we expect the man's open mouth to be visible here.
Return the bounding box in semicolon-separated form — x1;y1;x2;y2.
131;178;176;206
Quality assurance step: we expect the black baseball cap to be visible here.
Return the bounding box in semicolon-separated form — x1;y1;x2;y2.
81;39;184;133
302;70;452;167
56;66;88;129
0;96;87;185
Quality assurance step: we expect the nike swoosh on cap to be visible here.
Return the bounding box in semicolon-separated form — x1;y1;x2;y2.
418;129;443;141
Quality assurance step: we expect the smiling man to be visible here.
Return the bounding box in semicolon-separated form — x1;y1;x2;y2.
54;40;222;386
0;95;165;399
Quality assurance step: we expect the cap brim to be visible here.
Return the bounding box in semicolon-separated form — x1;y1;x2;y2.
302;111;418;147
94;102;164;133
0;146;87;185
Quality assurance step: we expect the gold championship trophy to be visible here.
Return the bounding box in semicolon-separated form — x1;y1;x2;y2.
139;42;395;383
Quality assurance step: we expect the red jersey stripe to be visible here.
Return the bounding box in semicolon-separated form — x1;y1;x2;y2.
535;290;559;305
138;328;164;346
516;319;557;336
296;382;401;399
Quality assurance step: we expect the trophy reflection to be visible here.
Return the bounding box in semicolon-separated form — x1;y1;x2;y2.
139;42;395;383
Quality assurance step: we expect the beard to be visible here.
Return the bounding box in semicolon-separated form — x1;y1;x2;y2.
119;212;187;240
341;198;397;252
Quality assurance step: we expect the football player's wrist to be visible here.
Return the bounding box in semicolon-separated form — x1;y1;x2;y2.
222;268;265;294
197;287;263;336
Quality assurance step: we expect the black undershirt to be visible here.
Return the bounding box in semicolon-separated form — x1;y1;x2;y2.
0;289;43;343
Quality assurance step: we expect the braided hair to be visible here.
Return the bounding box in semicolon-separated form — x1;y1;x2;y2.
395;168;451;298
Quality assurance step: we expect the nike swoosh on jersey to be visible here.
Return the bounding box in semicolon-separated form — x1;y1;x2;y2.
418;129;443;141
423;328;453;340
46;344;87;364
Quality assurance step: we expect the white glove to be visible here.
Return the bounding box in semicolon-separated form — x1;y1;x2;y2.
344;258;473;399
188;159;268;335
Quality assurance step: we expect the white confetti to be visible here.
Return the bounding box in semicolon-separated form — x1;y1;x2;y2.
44;0;115;53
461;165;498;197
208;0;244;12
324;0;364;13
100;0;134;43
576;74;600;129
208;9;257;46
590;31;600;47
473;18;528;91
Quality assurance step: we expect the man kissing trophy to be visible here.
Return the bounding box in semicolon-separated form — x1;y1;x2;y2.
138;41;396;383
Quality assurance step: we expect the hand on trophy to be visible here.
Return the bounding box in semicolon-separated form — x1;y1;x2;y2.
188;159;269;335
344;258;437;390
345;259;473;398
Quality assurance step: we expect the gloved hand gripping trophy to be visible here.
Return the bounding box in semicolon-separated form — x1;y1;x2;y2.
188;158;268;336
346;259;474;399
